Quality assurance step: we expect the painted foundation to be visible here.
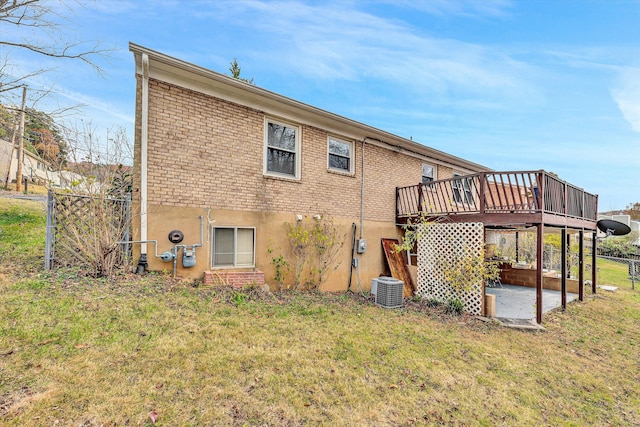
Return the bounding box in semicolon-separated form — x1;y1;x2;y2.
132;204;404;292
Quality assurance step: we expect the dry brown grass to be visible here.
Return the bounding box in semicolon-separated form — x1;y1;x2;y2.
1;199;639;425
1;275;638;426
1;183;48;195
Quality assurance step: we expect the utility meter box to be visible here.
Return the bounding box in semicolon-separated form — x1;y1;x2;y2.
356;239;367;254
182;247;196;268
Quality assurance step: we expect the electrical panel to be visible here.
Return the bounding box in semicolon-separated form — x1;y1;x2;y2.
356;239;367;254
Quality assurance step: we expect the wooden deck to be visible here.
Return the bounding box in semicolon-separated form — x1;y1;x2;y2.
396;170;598;324
396;170;598;230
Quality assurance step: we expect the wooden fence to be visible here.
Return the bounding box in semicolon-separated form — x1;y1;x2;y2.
45;191;131;274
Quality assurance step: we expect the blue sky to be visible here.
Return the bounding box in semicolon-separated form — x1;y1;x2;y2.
4;0;640;210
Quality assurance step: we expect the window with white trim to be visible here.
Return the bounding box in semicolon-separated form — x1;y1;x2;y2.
212;227;255;268
421;164;435;185
265;119;300;179
327;137;354;173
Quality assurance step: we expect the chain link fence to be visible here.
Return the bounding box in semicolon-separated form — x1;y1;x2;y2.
593;254;638;290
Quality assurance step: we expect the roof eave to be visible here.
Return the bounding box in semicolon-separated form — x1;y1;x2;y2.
129;42;489;173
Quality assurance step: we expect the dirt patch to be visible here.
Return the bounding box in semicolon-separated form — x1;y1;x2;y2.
0;385;55;418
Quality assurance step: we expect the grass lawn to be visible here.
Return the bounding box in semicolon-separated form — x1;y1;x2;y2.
1;199;639;426
1;183;48;195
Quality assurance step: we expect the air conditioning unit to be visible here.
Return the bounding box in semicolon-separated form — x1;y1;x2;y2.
371;278;379;297
375;277;404;309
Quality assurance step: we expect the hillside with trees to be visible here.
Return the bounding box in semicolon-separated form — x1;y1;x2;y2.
0;103;68;168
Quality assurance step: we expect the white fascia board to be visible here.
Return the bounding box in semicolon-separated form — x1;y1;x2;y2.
130;43;489;174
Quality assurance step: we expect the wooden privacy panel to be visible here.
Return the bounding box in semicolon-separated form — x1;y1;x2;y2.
381;238;415;297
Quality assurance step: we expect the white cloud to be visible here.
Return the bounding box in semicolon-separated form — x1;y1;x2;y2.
381;0;514;18
198;1;537;107
611;67;640;133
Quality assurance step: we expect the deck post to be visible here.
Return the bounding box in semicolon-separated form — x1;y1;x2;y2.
479;172;485;214
417;183;423;214
538;170;545;213
578;229;584;301
561;228;567;310
536;223;544;324
563;181;568;216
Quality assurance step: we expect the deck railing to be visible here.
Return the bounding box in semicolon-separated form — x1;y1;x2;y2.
396;170;598;223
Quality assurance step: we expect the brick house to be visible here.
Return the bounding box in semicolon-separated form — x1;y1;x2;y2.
129;43;488;290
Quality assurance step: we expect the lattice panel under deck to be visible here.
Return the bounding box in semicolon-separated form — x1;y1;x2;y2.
416;222;484;315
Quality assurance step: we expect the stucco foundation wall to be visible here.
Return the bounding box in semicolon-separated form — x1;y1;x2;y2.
140;204;404;291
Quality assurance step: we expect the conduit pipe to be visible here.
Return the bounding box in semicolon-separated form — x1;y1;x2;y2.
119;216;204;276
360;137;366;239
119;239;162;258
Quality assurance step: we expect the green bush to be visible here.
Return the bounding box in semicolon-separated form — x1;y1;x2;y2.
598;232;638;258
425;298;442;308
446;298;465;315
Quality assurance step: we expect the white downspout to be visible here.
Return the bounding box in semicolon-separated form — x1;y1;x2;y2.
141;53;149;254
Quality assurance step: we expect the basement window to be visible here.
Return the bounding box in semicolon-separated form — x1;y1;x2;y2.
264;119;300;179
211;227;255;268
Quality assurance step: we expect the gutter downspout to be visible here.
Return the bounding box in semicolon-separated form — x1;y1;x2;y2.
140;53;149;255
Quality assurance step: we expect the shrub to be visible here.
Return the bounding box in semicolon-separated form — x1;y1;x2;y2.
267;241;289;290
446;298;465;315
284;215;345;291
425;298;442;308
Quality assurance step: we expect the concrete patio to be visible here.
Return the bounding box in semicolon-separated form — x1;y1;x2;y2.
485;284;578;320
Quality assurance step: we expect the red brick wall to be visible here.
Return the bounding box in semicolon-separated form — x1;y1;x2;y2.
203;270;265;288
500;265;579;293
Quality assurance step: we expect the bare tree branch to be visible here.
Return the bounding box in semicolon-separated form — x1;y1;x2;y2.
0;56;55;93
0;0;114;86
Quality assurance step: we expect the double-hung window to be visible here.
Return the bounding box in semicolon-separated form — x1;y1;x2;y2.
452;173;473;204
327;137;354;174
422;164;435;185
212;227;255;268
265;119;300;179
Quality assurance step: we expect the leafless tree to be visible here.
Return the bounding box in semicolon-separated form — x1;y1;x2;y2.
52;121;133;277
0;0;111;94
0;0;112;189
